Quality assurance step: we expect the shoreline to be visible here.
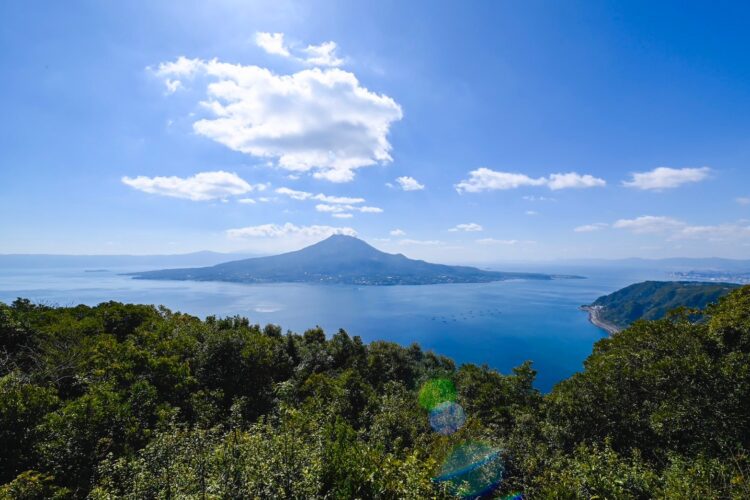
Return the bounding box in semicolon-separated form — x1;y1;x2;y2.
580;305;621;335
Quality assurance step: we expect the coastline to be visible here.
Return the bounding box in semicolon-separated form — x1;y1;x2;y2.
580;305;621;335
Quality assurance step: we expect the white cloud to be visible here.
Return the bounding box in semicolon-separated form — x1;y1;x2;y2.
275;186;379;217
275;187;374;218
164;79;182;93
547;172;606;190
227;223;356;239
275;187;366;204
122;171;260;201
390;229;406;236
301;41;344;67
611;215;750;242
395;176;425;191
613;216;684;234
314;193;365;204
275;187;312;201
455;169;546;192
623;167;711;190
315;203;382;215
574;223;608;233
154;56;201;79
255;32;291;57
455;168;605;193
736;197;750;206
525;210;538;216
254;32;343;67
314;204;345;213
675;222;750;241
523;195;556;202
476;238;520;245
449;223;483;232
237;198;257;204
154;57;403;182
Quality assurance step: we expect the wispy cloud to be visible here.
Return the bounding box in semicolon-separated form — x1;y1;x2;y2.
476;238;524;245
254;32;291;57
455;168;605;193
623;167;711;190
275;187;379;217
574;222;608;233
390;229;406;236
315;203;383;217
122;171;264;201
275;187;365;204
611;215;750;242
736;197;750;206
300;41;344;67
449;223;483;232
547;173;606;190
612;216;684;234
523;195;556;202
227;223;356;239
395;176;425;191
254;32;344;67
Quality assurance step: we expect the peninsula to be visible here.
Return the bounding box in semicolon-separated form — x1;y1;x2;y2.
583;280;741;333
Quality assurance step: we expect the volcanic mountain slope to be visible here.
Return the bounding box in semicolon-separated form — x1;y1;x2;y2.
130;235;581;285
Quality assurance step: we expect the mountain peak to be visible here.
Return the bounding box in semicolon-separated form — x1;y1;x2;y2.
307;234;379;257
131;235;575;285
322;233;360;242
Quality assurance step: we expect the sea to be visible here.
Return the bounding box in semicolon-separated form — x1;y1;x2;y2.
0;264;667;391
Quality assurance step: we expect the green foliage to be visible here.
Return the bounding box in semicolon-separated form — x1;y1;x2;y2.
1;286;750;497
591;280;740;328
529;441;660;498
0;470;70;499
547;294;750;460
0;373;58;484
418;377;456;410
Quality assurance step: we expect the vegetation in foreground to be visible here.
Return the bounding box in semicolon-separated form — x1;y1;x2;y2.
2;286;750;498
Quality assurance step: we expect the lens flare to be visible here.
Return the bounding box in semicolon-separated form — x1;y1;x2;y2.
429;401;466;435
433;441;504;498
418;378;457;410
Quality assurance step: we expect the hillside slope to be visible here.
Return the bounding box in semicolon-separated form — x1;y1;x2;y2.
587;280;740;329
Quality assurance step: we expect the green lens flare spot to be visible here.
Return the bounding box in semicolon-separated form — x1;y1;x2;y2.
418;378;457;410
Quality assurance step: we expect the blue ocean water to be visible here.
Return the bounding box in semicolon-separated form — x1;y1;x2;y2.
0;265;666;391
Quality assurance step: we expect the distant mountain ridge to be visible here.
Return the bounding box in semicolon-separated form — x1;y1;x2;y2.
0;251;257;269
129;235;583;285
584;280;742;331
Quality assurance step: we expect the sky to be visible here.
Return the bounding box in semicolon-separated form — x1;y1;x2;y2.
1;0;750;263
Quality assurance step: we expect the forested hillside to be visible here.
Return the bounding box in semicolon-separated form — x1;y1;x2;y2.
2;287;750;498
590;280;740;329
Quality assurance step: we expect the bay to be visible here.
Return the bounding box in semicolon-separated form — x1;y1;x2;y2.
0;265;665;391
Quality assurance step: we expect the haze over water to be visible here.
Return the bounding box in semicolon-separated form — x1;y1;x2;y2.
0;264;665;391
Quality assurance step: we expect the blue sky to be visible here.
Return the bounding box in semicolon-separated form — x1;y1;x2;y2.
2;0;749;262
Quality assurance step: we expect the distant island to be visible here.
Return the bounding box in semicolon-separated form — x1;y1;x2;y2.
129;235;584;286
582;280;741;334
